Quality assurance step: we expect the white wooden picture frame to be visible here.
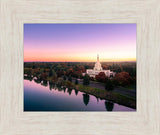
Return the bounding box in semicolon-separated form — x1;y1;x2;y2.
0;0;160;135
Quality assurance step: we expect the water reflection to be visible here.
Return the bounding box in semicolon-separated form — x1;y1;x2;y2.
41;80;48;87
24;76;33;81
49;82;54;90
95;96;99;103
105;101;114;111
27;78;112;109
75;90;78;96
83;94;90;106
34;78;41;84
57;85;63;92
61;86;65;92
67;88;72;95
24;78;135;111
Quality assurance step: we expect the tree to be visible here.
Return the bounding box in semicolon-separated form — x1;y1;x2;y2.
57;70;64;77
66;68;74;76
57;78;64;86
32;65;36;69
68;75;72;82
83;74;90;86
63;75;66;80
75;79;78;85
51;74;58;81
105;78;114;91
34;68;40;77
90;77;95;81
95;72;107;82
43;69;46;73
46;68;50;72
49;69;53;77
66;81;72;88
114;72;133;86
26;68;32;77
40;73;48;81
72;70;82;78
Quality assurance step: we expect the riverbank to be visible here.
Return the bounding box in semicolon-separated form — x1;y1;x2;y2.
64;81;136;109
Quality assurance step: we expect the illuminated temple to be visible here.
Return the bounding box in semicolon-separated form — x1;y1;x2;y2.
85;55;116;78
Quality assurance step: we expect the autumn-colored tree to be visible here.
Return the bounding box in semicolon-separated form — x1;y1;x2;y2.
95;72;107;82
72;70;82;78
66;81;72;88
33;68;40;77
63;71;66;75
25;68;32;77
34;68;39;73
51;74;58;81
57;70;64;77
46;69;50;72
40;73;48;81
114;72;133;86
66;68;74;76
102;65;108;70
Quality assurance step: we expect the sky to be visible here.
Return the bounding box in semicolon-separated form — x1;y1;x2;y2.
24;24;136;62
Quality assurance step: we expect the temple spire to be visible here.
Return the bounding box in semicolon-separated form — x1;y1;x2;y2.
97;54;99;62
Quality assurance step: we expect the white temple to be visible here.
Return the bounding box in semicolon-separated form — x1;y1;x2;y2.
85;55;116;78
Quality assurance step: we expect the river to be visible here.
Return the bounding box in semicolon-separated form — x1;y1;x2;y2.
24;79;135;111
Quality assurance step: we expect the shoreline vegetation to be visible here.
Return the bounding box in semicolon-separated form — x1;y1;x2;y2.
72;84;136;109
24;62;136;109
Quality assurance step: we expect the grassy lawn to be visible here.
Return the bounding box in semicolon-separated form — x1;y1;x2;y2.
117;85;136;90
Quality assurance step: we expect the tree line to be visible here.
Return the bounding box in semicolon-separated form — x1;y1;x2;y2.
24;62;136;91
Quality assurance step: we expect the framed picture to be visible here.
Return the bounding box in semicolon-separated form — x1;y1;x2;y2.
24;23;136;112
0;0;159;134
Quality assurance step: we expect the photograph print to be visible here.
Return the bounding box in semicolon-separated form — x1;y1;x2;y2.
24;24;136;111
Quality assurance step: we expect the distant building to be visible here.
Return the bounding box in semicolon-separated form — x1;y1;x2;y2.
83;55;116;78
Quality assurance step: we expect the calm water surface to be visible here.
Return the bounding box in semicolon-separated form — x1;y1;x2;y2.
24;79;135;111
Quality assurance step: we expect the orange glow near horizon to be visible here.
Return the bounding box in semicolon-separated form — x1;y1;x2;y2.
24;49;136;62
24;55;136;62
24;48;136;62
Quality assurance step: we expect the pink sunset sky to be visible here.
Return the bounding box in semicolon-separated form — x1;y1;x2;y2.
24;24;136;62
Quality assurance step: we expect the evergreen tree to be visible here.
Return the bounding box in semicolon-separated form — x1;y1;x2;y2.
83;74;90;86
75;79;78;85
49;69;53;77
63;75;66;80
43;69;46;73
105;79;114;91
68;75;72;82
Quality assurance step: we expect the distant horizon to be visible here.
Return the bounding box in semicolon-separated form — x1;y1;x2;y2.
24;24;136;62
24;60;136;63
24;59;136;63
